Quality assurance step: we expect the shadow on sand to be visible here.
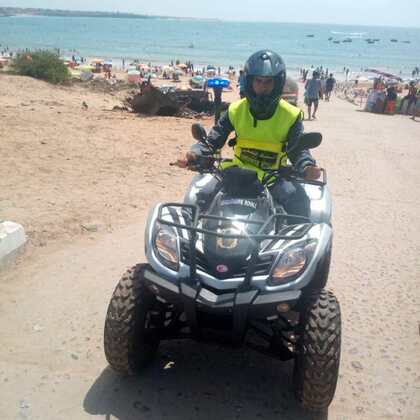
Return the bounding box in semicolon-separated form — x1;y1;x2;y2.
84;340;327;420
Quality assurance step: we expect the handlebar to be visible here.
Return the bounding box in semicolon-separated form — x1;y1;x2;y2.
170;153;219;172
261;166;326;186
170;154;326;186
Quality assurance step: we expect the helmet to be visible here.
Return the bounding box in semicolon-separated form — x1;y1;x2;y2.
244;50;287;119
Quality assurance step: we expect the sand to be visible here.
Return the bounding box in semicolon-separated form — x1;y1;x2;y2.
1;73;420;419
0;74;214;248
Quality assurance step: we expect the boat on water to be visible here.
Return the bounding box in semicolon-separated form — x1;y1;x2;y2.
342;38;352;43
306;34;314;38
390;39;398;42
365;38;379;44
328;37;333;41
402;40;411;44
333;40;340;44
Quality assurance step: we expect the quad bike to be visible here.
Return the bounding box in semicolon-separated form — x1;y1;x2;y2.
104;124;341;412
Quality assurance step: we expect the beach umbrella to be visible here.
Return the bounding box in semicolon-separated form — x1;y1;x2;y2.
364;68;402;81
190;75;205;88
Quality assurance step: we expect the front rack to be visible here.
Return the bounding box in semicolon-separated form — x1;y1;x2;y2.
157;203;313;288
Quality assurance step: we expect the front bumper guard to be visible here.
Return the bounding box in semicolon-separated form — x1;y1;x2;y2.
144;267;300;344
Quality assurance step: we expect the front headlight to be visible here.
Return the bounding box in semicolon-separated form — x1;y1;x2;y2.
154;223;179;270
270;240;317;284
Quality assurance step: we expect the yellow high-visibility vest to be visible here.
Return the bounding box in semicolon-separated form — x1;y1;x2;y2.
224;98;301;180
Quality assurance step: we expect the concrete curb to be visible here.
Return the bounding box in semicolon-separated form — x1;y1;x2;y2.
0;221;27;270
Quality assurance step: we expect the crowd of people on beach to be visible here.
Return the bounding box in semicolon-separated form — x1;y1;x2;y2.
343;78;418;121
0;45;14;58
297;66;338;120
298;64;419;121
368;78;419;120
301;70;337;120
1;43;419;121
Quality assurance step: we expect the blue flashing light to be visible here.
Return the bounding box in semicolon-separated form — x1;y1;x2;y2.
207;78;230;88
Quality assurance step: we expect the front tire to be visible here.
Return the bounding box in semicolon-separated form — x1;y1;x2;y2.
104;264;161;375
293;289;341;411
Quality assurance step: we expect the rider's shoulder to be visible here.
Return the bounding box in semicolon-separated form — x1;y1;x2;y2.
229;97;248;109
278;99;301;116
279;98;299;111
228;98;248;117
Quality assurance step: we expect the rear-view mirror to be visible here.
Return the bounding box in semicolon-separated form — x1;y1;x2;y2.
191;123;207;141
287;132;322;155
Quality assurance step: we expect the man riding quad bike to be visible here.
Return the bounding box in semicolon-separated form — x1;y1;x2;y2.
104;50;341;412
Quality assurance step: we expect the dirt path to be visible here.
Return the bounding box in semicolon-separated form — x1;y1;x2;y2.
1;79;420;419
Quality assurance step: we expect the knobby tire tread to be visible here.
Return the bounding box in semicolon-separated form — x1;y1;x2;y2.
294;289;341;411
104;264;158;375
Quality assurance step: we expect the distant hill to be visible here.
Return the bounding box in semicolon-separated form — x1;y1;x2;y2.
0;7;171;19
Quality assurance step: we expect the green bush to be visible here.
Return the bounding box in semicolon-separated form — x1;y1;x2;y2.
12;50;70;84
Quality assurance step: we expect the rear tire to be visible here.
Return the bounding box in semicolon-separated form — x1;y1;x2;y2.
293;289;341;411
104;264;161;375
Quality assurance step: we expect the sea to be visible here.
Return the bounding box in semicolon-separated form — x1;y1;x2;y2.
1;16;419;79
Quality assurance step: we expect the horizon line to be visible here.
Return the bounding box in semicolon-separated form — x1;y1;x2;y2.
1;6;419;29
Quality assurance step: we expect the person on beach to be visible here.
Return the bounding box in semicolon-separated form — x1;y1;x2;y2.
324;73;336;101
177;50;321;216
409;86;419;121
399;81;418;116
383;85;397;114
304;71;322;120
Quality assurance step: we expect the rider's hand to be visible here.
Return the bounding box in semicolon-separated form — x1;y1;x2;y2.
303;165;321;180
174;152;197;169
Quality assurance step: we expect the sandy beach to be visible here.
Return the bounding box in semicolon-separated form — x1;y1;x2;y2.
1;72;420;419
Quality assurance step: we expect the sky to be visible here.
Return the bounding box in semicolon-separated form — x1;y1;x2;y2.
1;1;420;27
